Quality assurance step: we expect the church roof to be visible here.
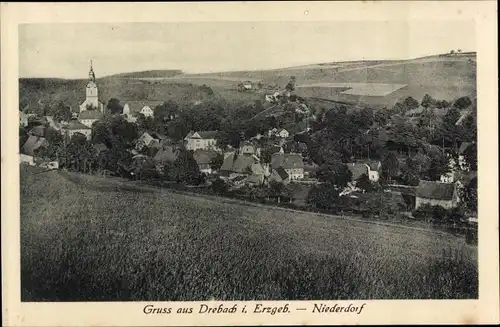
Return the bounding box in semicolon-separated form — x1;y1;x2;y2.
79;110;103;120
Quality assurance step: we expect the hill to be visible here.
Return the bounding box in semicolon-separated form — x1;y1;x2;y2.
105;69;183;79
19;77;218;113
19;53;476;113
20;165;477;301
185;53;476;107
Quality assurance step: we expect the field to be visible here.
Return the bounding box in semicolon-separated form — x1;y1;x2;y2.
20;165;478;301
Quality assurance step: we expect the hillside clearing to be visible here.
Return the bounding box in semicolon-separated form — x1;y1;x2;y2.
21;166;477;301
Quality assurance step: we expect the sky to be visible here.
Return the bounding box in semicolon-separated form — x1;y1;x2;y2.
19;21;476;79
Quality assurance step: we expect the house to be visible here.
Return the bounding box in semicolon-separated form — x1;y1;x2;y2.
93;143;108;155
78;110;103;128
271;153;304;180
20;153;35;166
230;175;248;187
21;135;49;156
122;104;138;123
29;125;48;137
184;130;219;151
19;111;28;127
347;161;382;182
415;180;460;209
239;141;261;156
61;120;92;140
153;145;181;169
277;129;290;138
39;160;59;170
219;152;269;180
140;106;154;118
268;167;290;184
136;132;156;150
193;149;217;175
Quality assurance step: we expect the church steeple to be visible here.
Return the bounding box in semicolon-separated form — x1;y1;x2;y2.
88;60;96;82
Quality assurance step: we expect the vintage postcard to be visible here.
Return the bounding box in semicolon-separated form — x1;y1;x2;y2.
2;1;499;326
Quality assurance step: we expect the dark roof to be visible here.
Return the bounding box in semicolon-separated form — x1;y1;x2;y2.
220;153;257;173
197;131;218;139
193;149;217;165
78;110;103;120
416;180;456;201
347;163;368;180
64;120;91;130
459;142;473;154
271;153;304;169
275;167;289;180
93;143;108;153
29;125;47;137
153;146;179;163
22;135;48;156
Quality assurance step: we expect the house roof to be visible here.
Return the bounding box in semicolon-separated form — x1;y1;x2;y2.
271;153;304;170
197;131;218;139
275;167;289;180
193;149;217;165
93;143;108;153
356;160;381;171
153;145;179;163
22;135;48;156
124;100;164;113
220;153;257;173
184;130;218;140
416;180;456;201
459;142;474;154
347;163;369;180
247;173;263;184
78;110;103;120
29;125;47;137
64;120;91;130
231;175;247;182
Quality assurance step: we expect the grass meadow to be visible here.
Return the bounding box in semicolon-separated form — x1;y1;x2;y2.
20;166;478;301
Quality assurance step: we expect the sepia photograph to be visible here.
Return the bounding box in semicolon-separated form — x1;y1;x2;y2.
18;20;479;302
2;1;499;326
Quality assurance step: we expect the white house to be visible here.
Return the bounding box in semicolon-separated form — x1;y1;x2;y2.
277;129;289;138
140;106;154;118
415;180;459;209
348;161;382;182
184;130;219;151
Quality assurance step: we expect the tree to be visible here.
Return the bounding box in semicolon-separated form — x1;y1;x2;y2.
462;177;477;212
106;98;124;115
53;101;72;122
285;76;296;92
462;142;477;171
453;96;472;110
269;181;285;203
421;94;436;109
211;178;228;194
381;152;400;182
210;154;224;171
426;151;449;181
316;163;352;188
356;174;374;192
403;96;420;111
306;183;340;210
136;113;154;131
167;148;202;185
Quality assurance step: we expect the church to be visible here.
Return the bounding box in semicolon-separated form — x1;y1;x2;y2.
78;61;105;127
